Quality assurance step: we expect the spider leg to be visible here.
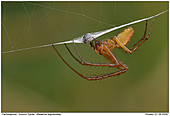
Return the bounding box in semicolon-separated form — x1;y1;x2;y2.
52;45;84;78
129;19;148;50
73;39;125;71
115;16;155;54
65;40;118;67
70;42;128;79
99;44;123;71
64;43;82;64
83;58;128;80
90;40;125;71
52;45;128;81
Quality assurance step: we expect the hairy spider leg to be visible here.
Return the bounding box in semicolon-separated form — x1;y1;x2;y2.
74;40;125;71
129;19;148;50
66;40;126;71
52;44;128;80
66;40;128;77
72;40;129;79
73;40;128;71
98;44;125;71
115;17;155;54
89;40;127;71
64;43;118;67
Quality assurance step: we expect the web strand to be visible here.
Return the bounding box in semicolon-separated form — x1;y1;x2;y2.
2;10;168;54
27;2;114;26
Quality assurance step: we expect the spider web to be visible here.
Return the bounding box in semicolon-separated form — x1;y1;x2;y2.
2;1;113;53
2;1;168;54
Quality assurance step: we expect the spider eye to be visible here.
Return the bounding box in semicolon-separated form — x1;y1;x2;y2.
83;33;93;44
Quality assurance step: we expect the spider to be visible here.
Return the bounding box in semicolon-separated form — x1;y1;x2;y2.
52;17;155;81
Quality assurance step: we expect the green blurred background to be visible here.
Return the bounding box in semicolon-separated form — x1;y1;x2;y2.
2;1;168;112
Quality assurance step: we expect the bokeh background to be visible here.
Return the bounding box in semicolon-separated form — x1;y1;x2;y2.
2;1;168;112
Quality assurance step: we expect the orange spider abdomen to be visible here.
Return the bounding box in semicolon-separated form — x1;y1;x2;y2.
103;27;134;51
117;27;134;48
